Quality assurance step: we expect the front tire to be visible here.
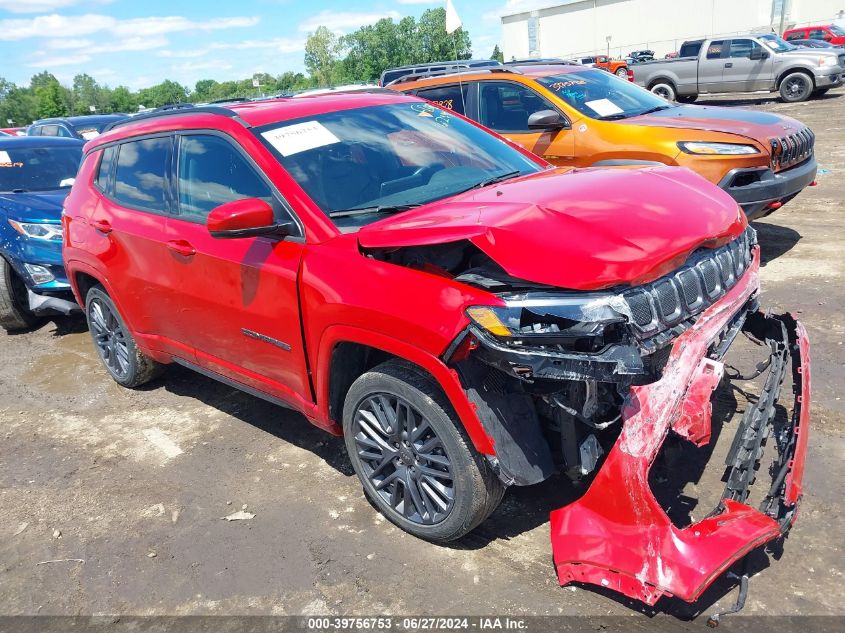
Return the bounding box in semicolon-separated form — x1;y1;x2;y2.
343;360;504;542
780;72;814;102
650;81;676;101
85;286;164;388
0;257;40;332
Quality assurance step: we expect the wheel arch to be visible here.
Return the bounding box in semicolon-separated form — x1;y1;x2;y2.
647;76;676;91
316;324;496;455
776;66;815;89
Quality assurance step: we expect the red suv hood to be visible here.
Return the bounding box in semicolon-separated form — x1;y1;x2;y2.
619;104;805;145
357;167;746;290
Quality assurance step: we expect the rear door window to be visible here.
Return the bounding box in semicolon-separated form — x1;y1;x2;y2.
706;41;726;59
176;134;273;223
113;137;170;213
39;125;60;136
809;28;827;39
414;84;470;115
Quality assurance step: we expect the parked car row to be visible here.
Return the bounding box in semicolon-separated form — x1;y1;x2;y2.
1;81;814;612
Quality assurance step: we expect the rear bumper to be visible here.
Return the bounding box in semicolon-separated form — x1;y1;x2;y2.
719;156;817;221
550;252;811;605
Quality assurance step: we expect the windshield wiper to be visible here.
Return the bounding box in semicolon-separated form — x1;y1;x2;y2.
458;170;522;193
637;105;674;115
329;203;421;218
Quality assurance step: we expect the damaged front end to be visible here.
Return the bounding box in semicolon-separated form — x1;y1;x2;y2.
438;226;811;606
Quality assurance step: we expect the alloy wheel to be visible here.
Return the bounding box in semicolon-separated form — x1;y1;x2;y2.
785;76;809;99
88;298;131;380
352;393;455;525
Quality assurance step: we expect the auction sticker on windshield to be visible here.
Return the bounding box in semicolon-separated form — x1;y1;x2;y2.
261;121;341;157
585;98;624;117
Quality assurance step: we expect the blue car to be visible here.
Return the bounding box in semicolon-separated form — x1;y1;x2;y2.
0;136;83;331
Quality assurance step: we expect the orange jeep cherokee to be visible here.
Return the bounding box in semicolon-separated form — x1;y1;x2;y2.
391;64;817;221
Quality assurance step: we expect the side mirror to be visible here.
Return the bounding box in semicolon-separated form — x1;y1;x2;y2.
527;109;568;130
207;198;290;239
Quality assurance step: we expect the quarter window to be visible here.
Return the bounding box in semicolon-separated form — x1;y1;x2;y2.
415;84;470;115
176;134;272;222
96;146;116;193
113;137;170;212
39;125;60;136
478;81;558;133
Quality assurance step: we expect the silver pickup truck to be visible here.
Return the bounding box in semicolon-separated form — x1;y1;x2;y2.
633;34;845;103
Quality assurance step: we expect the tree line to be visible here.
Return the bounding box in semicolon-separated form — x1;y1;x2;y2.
0;8;492;127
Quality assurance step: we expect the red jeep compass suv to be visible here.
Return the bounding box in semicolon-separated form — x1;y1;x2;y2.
63;95;810;608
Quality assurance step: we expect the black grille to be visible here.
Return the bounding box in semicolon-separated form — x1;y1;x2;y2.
623;227;756;338
771;127;814;172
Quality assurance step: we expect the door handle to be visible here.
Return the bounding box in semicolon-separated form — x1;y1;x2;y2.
166;240;196;257
724;62;733;68
92;219;112;234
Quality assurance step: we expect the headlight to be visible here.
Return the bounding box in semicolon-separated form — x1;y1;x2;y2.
678;142;760;155
8;220;63;241
466;295;627;352
819;56;837;67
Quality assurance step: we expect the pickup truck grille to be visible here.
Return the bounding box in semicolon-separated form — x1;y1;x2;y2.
623;227;756;340
770;127;814;172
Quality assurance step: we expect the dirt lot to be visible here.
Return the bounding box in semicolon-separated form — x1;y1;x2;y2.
1;92;844;627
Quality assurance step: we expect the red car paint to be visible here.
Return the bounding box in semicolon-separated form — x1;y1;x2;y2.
63;93;810;611
551;250;811;604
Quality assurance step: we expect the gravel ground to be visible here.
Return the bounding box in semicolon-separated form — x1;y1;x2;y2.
1;91;843;627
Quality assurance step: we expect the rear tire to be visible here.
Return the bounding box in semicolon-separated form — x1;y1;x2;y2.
615;67;628;78
650;81;676;101
779;72;814;103
85;286;164;388
0;257;40;332
343;359;504;543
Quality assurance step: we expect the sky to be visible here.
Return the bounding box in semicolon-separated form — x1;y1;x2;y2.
0;0;556;90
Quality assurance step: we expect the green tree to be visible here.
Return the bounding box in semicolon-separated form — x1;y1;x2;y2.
136;80;188;108
193;79;219;102
305;26;342;87
109;86;135;113
72;73;102;114
30;71;59;92
416;8;471;62
0;84;38;127
35;80;67;118
491;44;504;63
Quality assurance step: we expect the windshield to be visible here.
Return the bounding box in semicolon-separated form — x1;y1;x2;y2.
0;145;82;192
537;69;672;120
255;102;542;231
759;34;797;52
830;25;845;36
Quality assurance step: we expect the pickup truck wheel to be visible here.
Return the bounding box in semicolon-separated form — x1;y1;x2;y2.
650;82;676;101
615;67;628;78
343;360;504;542
0;256;40;332
779;72;813;102
85;286;164;388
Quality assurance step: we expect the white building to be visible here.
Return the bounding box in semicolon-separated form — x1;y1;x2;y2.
501;0;845;61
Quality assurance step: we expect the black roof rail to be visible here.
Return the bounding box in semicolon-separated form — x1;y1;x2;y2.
387;66;521;86
101;103;250;133
504;59;580;66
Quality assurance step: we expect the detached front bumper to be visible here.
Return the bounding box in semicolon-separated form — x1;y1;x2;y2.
719;156;817;221
550;252;811;605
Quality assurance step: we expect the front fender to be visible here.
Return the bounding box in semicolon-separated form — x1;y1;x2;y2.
315;324;496;455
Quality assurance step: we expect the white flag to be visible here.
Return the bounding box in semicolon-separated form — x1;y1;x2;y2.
445;0;462;34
